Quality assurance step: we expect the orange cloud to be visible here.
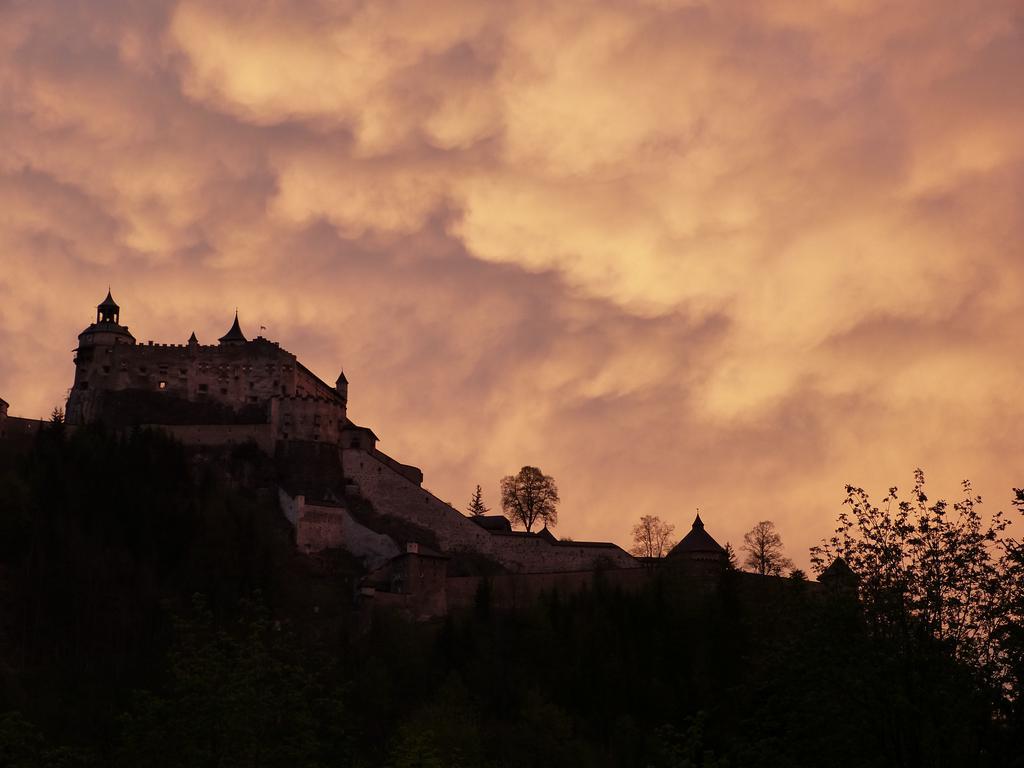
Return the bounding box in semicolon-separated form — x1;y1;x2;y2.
2;0;1023;566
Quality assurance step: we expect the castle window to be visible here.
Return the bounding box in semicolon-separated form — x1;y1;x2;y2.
139;366;147;373
158;381;167;389
249;382;255;390
198;384;208;393
248;396;258;403
102;366;110;374
179;368;187;375
220;388;228;395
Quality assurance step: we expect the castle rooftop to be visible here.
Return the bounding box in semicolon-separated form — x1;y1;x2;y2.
667;514;726;559
218;311;247;345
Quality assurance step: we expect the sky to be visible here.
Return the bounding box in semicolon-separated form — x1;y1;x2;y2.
2;0;1023;567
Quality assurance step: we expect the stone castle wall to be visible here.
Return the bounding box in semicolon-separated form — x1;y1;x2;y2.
150;423;276;453
68;337;344;428
342;446;496;553
275;395;344;444
342;446;636;573
446;567;652;613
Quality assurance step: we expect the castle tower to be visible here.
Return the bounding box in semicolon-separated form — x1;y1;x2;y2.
66;290;137;424
218;311;247;346
666;514;727;566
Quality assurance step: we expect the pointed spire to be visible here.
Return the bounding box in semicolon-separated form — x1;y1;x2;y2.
98;289;118;310
667;509;726;560
188;331;199;345
218;310;247;345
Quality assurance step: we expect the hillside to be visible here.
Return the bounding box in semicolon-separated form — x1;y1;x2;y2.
0;424;1021;767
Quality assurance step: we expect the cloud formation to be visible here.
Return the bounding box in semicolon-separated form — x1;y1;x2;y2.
2;0;1023;563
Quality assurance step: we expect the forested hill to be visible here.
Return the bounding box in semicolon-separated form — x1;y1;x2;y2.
1;424;1022;767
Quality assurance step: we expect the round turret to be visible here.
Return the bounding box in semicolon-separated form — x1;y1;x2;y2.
67;290;136;424
77;289;135;348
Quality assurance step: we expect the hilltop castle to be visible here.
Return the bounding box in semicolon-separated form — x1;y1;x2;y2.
62;293;651;586
1;292;851;619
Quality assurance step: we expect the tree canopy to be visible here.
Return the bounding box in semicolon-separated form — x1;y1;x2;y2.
500;466;559;532
742;520;793;576
629;515;677;558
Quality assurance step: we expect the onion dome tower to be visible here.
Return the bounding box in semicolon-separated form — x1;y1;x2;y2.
218;311;247;346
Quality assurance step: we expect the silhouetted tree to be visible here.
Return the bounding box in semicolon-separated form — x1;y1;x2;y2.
723;542;739;571
810;469;1011;687
467;485;489;517
49;406;64;424
500;466;559;532
742;520;793;576
629;515;677;558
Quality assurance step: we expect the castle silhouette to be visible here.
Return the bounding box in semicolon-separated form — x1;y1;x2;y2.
1;291;852;618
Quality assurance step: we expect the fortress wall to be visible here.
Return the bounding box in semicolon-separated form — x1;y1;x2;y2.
343;447;637;573
278;487;399;564
296;507;346;553
148;423;275;453
446;567;652;613
342;447;496;554
277;396;344;444
0;415;43;440
69;340;311;424
485;536;636;573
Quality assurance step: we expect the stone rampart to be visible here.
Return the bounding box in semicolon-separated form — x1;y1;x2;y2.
275;395;343;444
446;567;652;613
343;447;637;573
343;447;496;553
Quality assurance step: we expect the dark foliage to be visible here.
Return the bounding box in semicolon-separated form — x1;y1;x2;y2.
0;431;1020;766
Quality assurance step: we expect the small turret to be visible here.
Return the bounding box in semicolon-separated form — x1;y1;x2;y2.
188;331;199;348
97;289;120;324
218;311;247;346
335;370;348;404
